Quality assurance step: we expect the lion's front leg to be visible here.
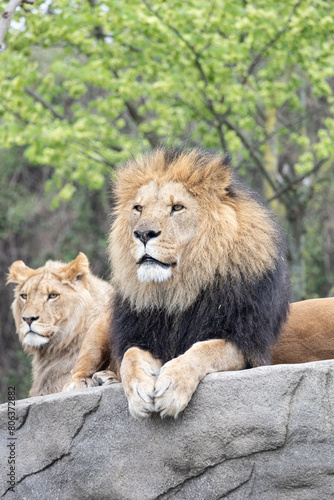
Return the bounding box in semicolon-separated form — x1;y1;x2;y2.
63;308;112;392
120;347;162;420
154;339;245;418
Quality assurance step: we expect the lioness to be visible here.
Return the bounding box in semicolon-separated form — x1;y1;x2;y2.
7;253;116;397
272;297;334;364
65;148;290;419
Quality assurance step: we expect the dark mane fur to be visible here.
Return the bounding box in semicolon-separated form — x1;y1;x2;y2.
111;258;290;367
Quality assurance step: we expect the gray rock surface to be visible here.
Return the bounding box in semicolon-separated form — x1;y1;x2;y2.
1;361;334;500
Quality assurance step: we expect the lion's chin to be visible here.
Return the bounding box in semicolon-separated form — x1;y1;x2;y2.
23;332;50;348
137;262;172;283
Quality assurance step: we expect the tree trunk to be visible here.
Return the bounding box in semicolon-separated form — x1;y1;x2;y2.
287;208;307;301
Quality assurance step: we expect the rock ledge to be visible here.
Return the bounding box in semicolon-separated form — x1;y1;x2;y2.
1;361;334;500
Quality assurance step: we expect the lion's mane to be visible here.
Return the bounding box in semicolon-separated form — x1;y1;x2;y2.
109;148;290;367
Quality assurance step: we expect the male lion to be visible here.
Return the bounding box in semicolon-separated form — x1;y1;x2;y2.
65;148;290;419
7;253;115;397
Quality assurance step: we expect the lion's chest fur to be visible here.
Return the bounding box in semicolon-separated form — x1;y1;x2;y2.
30;342;82;396
111;259;290;367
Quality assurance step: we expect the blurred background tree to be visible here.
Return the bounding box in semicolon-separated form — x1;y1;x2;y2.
1;0;334;402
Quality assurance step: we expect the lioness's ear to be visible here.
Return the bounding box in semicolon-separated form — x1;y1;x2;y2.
6;261;34;285
61;252;90;282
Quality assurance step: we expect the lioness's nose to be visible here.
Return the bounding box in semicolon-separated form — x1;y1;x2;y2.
23;316;39;326
134;230;161;245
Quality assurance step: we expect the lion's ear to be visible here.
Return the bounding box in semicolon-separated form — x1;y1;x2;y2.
6;261;34;285
206;158;230;188
187;155;231;199
60;252;90;283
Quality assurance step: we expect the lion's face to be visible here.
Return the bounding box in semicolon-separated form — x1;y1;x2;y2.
8;254;91;352
13;275;83;349
110;149;277;312
129;180;200;283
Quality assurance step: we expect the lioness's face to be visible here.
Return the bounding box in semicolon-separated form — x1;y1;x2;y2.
129;181;199;283
13;274;81;349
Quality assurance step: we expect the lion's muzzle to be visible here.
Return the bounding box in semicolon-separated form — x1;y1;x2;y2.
134;229;161;245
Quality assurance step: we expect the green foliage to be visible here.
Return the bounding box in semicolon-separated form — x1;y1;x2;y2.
1;0;334;300
1;1;334;401
1;0;334;192
1;350;32;404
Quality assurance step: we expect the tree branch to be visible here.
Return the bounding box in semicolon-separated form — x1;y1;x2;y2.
222;116;279;191
251;104;330;152
139;1;226;152
0;0;33;49
70;137;122;157
125;101;161;147
70;142;115;168
241;0;304;84
111;68;161;149
141;0;208;85
1;103;31;124
24;86;66;120
268;158;328;202
121;42;142;54
200;1;216;35
171;95;215;126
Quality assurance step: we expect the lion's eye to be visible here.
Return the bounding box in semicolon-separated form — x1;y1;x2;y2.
20;294;27;300
48;293;59;300
172;204;185;212
133;205;143;213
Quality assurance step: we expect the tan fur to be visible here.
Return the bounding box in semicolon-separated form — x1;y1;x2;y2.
110;149;277;312
120;348;162;418
272;298;334;364
153;340;245;418
63;308;119;391
7;253;113;397
64;149;281;418
119;340;245;419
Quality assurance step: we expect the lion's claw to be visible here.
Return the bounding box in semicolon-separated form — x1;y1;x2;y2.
154;378;172;398
127;379;156;419
123;374;156;419
92;370;119;386
63;377;98;392
154;357;198;418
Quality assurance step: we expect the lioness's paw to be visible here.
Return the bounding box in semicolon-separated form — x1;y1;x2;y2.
154;357;199;419
62;377;98;392
93;370;120;386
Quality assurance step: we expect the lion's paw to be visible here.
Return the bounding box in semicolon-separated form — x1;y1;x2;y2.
120;347;162;419
122;368;157;420
93;370;120;386
154;357;199;419
62;376;98;392
126;375;156;420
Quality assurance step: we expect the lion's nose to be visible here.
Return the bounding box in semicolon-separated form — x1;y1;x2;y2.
134;230;161;245
22;316;39;326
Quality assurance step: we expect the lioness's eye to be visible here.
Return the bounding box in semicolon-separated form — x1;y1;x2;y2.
133;205;143;213
48;293;59;300
172;204;185;212
20;294;27;300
